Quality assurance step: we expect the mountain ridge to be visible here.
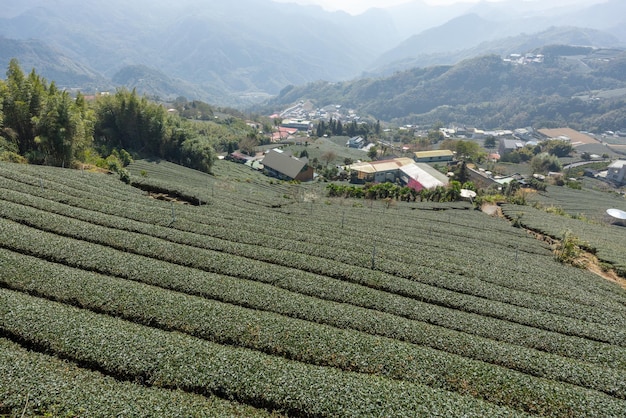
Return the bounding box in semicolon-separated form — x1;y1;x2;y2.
0;0;624;106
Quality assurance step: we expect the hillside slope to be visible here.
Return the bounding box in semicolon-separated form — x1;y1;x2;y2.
268;50;626;128
1;160;626;416
0;37;107;89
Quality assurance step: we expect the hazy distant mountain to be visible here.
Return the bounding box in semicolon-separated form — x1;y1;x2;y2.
0;37;107;89
371;14;499;68
370;25;624;76
0;0;387;101
0;0;624;105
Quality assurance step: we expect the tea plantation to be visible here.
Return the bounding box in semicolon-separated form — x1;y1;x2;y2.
1;160;626;417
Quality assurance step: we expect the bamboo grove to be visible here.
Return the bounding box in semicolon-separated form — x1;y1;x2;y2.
0;60;262;173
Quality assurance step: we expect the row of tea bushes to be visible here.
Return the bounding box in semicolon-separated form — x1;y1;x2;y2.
0;338;282;417
502;203;626;275
3;161;623;315
0;289;523;417
2;219;626;393
3;183;623;331
1;198;623;350
3;247;625;414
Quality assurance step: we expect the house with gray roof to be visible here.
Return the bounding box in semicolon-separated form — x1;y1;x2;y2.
261;149;314;182
499;139;524;155
347;136;365;149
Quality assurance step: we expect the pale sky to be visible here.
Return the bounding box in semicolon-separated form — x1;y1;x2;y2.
272;0;504;14
272;0;602;15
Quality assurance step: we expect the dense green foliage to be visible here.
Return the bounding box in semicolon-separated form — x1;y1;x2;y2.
0;59;93;166
531;152;563;174
0;60;267;173
1;159;626;416
316;117;378;139
92;89;220;173
326;180;475;203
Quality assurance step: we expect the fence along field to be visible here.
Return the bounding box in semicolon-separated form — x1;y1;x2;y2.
1;160;626;416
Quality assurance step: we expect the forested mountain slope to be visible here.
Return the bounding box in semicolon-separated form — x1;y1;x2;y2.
269;51;626;129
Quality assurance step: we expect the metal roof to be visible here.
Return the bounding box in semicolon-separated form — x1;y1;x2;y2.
349;158;414;174
414;150;454;159
400;163;449;189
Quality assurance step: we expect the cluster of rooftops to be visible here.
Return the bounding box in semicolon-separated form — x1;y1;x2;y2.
227;148;455;191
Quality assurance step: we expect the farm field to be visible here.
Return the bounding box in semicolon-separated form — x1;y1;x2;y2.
524;184;626;223
2;160;626;416
277;136;374;166
501;202;626;277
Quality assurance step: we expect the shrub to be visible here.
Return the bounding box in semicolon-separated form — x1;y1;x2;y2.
0;151;27;164
554;230;585;268
119;168;131;184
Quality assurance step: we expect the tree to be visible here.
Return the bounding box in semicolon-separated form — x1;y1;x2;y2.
445;180;462;202
1;60;94;166
427;129;444;144
454;161;470;184
321;150;337;167
93;87;221;173
180;137;216;173
455;140;484;162
441;139;484;162
36;86;76;166
0;85;16;154
238;136;257;155
94;88;167;154
484;135;497;148
368;146;378;160
316;121;325;137
439;138;457;152
2;59;45;157
544;140;573;157
531;152;562;174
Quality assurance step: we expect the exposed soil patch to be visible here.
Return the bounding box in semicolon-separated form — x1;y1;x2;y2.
131;182;202;206
584;253;626;290
147;192;189;205
481;204;500;217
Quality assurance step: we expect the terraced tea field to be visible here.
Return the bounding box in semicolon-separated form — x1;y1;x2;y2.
524;184;626;223
503;192;626;277
2;160;626;417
